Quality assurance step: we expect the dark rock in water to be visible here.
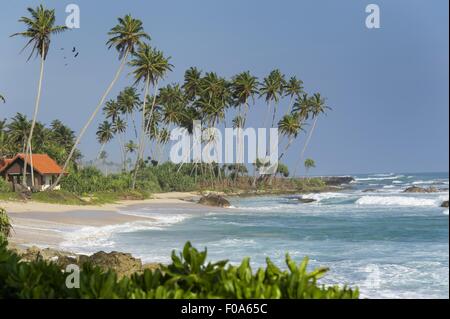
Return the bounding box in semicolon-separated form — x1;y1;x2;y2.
403;186;439;193
362;188;377;193
320;176;355;186
441;201;449;208
198;194;231;207
79;251;142;278
298;198;316;203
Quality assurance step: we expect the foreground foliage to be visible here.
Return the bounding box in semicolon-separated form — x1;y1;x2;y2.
0;240;358;299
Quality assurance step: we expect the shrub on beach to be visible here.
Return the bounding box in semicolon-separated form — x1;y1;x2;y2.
0;178;11;193
60;166;162;194
0;240;358;299
0;208;12;240
146;163;197;192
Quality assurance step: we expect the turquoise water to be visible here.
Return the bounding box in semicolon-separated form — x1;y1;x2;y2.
61;172;449;299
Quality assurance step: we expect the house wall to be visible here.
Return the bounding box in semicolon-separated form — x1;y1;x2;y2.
2;158;44;186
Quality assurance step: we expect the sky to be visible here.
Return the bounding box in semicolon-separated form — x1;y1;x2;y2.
0;0;448;175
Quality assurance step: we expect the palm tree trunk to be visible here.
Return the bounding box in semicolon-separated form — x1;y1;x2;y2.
271;102;278;128
131;74;150;190
23;46;45;187
51;49;130;190
96;144;106;160
293;117;318;177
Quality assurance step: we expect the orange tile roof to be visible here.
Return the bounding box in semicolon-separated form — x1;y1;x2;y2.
0;153;65;175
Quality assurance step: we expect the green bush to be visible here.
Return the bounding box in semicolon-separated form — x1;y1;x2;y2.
61;167;162;195
147;163;196;192
0;240;358;299
0;178;11;193
0;208;12;240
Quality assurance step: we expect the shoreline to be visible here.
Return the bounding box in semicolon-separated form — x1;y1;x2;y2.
2;192;204;249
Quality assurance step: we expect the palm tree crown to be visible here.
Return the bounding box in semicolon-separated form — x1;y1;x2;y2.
11;5;67;60
106;14;150;59
129;43;173;86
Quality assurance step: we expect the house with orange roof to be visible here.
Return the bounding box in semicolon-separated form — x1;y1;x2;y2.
0;153;66;191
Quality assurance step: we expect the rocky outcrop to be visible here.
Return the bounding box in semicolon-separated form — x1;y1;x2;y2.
14;245;160;278
78;251;142;278
298;198;316;203
403;186;439;193
320;176;355;186
198;194;231;207
441;201;449;208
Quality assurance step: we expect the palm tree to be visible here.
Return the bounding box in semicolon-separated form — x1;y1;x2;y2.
112;117;127;171
284;76;303;113
231;71;258;183
11;5;67;186
278;113;303;161
96;121;114;159
117;86;141;137
124;140;138;170
294;93;330;176
128;43;173;189
260;69;285;128
6;113;31;154
182;67;202;101
304;158;316;177
103;99;121;123
52;15;149;190
232;71;259;125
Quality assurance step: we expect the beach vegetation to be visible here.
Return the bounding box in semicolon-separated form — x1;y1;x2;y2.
0;208;12;240
0;240;358;299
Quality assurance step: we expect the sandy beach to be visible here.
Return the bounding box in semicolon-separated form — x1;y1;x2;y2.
1;192;203;248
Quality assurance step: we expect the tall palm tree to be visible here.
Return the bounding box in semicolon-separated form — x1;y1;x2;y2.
11;5;67;186
112;117;127;171
260;69;285;128
284;76;303;113
128;43;173;189
96;121;114;159
294;93;330;176
230;71;258;183
52;15;149;189
103;99;121;123
117;86;141;137
182;67;202;102
278;113;303;161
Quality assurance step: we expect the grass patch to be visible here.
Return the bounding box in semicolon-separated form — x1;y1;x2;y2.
0;192;22;201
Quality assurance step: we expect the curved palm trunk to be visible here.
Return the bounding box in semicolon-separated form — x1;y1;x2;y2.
51;50;130;190
131;75;150;190
23;46;45;187
293;117;318;177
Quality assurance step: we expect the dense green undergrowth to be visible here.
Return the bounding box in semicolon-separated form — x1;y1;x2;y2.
0;240;358;299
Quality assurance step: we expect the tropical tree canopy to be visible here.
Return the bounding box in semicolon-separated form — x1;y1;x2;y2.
10;5;67;60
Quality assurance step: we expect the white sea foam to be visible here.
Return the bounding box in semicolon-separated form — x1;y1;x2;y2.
301;192;350;202
371;173;395;177
356;196;441;207
60;213;191;253
443;210;449;216
355;175;404;182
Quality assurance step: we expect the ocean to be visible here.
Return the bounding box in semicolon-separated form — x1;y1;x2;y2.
60;172;449;299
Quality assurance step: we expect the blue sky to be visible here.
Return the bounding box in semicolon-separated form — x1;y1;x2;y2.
0;0;448;175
